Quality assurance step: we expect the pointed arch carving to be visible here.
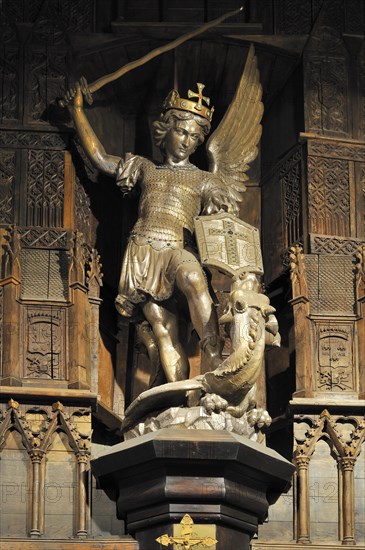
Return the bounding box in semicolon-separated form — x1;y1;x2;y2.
294;410;365;544
0;399;92;539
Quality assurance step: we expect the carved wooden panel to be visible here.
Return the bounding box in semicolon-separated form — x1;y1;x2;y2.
26;150;65;227
20;249;68;301
306;56;348;136
274;0;323;34
305;254;356;315
19;228;69;249
1;0;46;23
359;56;365;141
0;129;68;149
75;177;91;242
24;47;67;124
22;306;67;380
304;22;350;137
0;46;19;122
308;155;350;236
280;148;303;250
315;323;356;393
309;234;364;255
344;0;365;34
307;139;365;162
0;149;16;225
287;0;363;38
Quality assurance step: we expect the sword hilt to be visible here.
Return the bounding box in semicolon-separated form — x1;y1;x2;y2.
58;76;93;108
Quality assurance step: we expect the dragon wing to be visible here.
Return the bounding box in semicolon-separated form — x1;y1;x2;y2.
206;44;263;205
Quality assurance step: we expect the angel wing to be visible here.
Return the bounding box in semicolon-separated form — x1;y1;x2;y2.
206;44;263;206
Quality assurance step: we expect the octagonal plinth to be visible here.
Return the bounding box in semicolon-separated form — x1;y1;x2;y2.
92;429;294;550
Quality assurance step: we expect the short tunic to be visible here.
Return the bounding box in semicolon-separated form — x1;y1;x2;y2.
114;155;231;317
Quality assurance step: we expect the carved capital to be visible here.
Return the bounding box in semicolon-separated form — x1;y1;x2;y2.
340;457;356;472
76;452;90;464
29;449;44;463
295;454;310;469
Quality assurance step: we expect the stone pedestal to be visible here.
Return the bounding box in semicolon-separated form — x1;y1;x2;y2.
92;429;295;550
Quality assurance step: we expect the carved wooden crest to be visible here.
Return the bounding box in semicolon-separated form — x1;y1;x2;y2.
194;213;263;277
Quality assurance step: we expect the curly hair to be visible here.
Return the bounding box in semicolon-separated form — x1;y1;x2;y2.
152;109;211;150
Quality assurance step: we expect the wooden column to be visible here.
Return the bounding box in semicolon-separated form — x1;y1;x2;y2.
0;229;22;386
340;457;356;546
68;232;91;390
295;455;311;544
289;246;313;398
355;246;365;399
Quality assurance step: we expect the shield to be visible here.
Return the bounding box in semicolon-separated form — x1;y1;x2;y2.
194;213;263;277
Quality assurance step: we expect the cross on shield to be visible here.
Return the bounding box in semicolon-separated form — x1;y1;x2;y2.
194;213;263;277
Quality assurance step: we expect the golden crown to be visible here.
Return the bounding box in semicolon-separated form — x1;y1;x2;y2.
162;82;214;122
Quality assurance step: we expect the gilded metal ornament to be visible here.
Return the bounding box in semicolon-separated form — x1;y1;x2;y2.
156;514;217;549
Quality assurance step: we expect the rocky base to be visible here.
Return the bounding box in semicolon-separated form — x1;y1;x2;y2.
124;405;271;440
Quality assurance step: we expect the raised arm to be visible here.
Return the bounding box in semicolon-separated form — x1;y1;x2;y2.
66;82;121;177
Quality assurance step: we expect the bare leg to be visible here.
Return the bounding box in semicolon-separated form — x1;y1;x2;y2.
175;265;223;368
142;299;189;383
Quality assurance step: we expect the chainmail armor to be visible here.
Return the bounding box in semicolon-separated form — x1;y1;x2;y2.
131;161;206;248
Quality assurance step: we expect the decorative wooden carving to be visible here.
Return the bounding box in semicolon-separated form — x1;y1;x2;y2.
290;246;360;398
289;246;312;398
1;226;21;281
0;225;101;389
289;245;308;300
306;56;348;136
0;149;16;225
274;0;365;36
344;0;365;34
359;47;365;141
0;47;19;122
307;138;365;162
0;229;22;384
310;234;363;255
69;231;88;288
86;248;103;298
20;248;69;301
305;255;356;315
308;155;350;236
0;129;68;149
19;227;69;249
316;324;355;393
75;177;91;241
281;148;303;251
355;245;365;399
304;21;349;137
26;150;65;227
23;307;67;380
274;0;322;34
